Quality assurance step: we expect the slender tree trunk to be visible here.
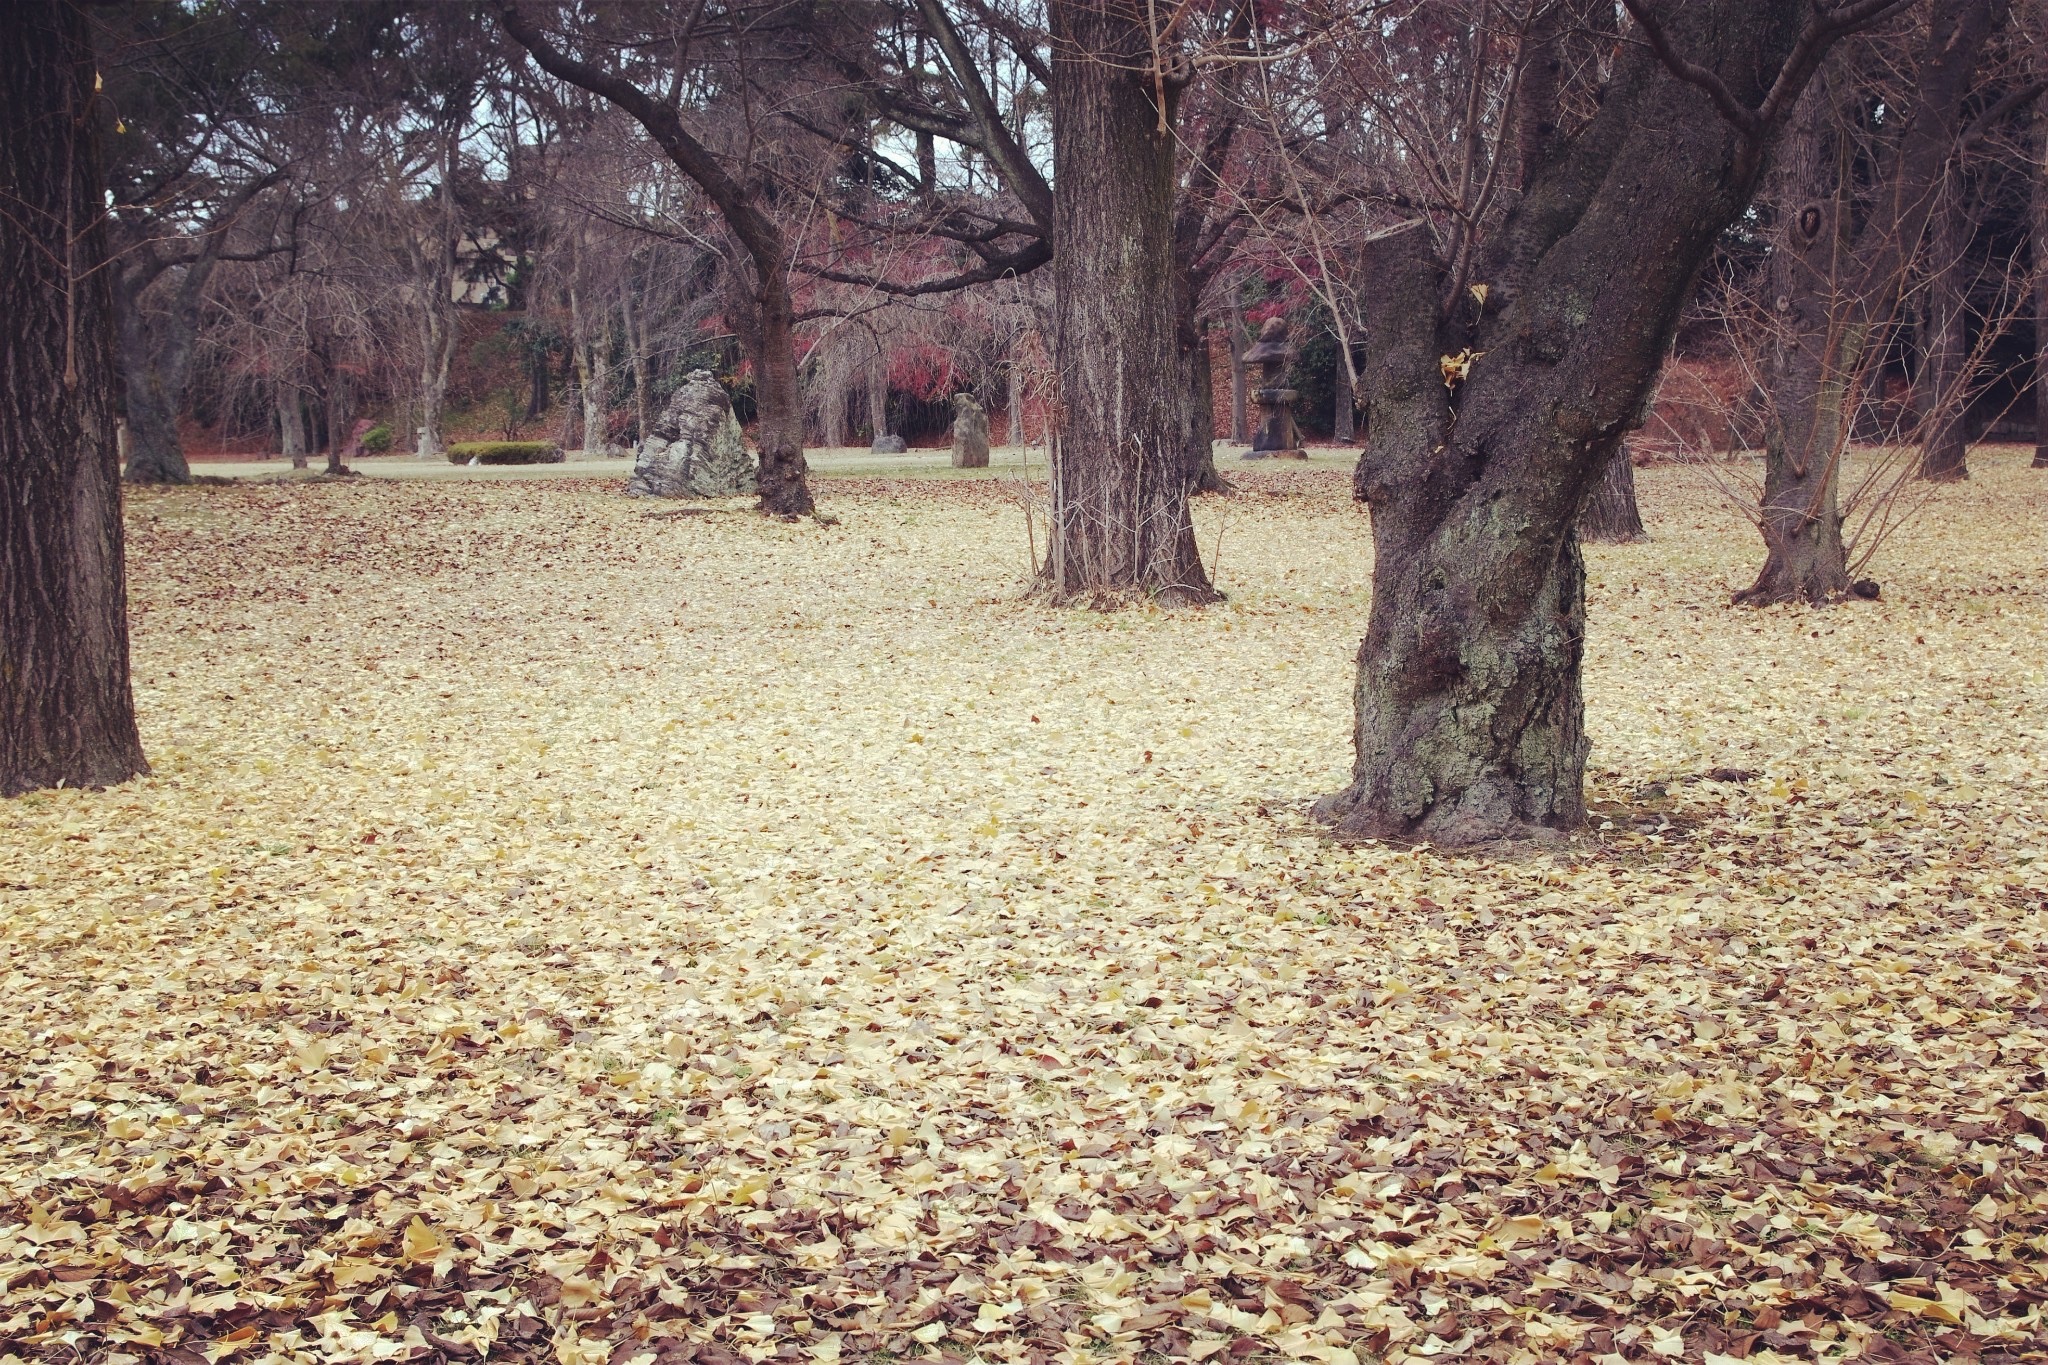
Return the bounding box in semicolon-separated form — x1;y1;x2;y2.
415;134;459;461
1915;184;1972;481
1738;0;1994;598
1007;352;1025;447
2;5;149;795
1181;301;1229;494
867;352;888;442
1579;445;1646;542
2036;93;2048;468
749;265;814;515
325;373;351;476
1317;2;1803;845
1332;330;1356;444
621;285;651;445
821;357;848;448
1227;292;1248;443
1740;81;1856;604
277;385;303;464
1044;0;1215;605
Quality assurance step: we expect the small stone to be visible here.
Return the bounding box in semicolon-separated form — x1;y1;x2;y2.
870;433;908;454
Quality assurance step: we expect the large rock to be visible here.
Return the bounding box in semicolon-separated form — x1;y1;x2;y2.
627;371;757;498
949;393;990;468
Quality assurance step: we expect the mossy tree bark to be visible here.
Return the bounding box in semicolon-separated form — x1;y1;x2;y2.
1044;0;1217;605
2;2;149;797
1318;1;1813;846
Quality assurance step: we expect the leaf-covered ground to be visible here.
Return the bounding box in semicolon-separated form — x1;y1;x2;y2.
4;454;2045;1365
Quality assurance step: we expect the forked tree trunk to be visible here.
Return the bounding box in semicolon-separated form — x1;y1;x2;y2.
1579;446;1646;542
1044;0;1215;605
1316;2;1805;846
1;5;149;796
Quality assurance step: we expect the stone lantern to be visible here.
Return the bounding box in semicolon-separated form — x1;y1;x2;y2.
1241;317;1306;460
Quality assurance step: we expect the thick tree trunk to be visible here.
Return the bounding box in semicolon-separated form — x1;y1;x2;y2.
415;136;459;460
1915;188;1972;482
1044;0;1215;605
2;5;149;796
117;314;188;484
1579;445;1646;542
1317;3;1803;845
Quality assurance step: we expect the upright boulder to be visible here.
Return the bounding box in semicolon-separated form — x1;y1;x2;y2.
627;371;757;498
949;392;990;468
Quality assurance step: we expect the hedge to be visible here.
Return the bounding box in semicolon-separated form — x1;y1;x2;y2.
447;441;563;466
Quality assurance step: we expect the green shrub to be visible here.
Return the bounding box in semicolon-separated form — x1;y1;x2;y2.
447;441;563;466
360;424;393;454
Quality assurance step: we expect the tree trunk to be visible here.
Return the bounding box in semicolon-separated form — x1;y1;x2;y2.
749;266;815;515
1044;0;1215;605
2037;92;2048;468
1332;332;1355;444
277;385;305;465
325;374;351;476
1915;184;1972;482
622;285;651;446
1738;0;1994;598
1317;2;1804;845
1007;352;1025;447
1227;292;1248;443
1182;302;1229;494
117;298;189;484
1739;80;1856;605
1;4;149;796
415;133;459;460
1579;445;1647;542
867;352;888;442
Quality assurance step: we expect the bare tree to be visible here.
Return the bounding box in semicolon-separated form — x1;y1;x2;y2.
1314;0;1899;847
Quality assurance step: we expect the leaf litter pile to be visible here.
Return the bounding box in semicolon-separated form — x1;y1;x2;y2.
4;456;2046;1365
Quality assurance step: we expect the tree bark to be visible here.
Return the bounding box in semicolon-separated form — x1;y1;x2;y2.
1317;1;1807;846
414;131;459;460
324;370;351;476
1227;292;1248;443
2;3;149;796
1332;331;1356;444
1043;0;1215;605
1183;306;1229;494
277;384;306;466
1739;0;1996;601
1914;182;1972;481
1007;350;1025;447
2037;91;2048;468
1579;445;1646;542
